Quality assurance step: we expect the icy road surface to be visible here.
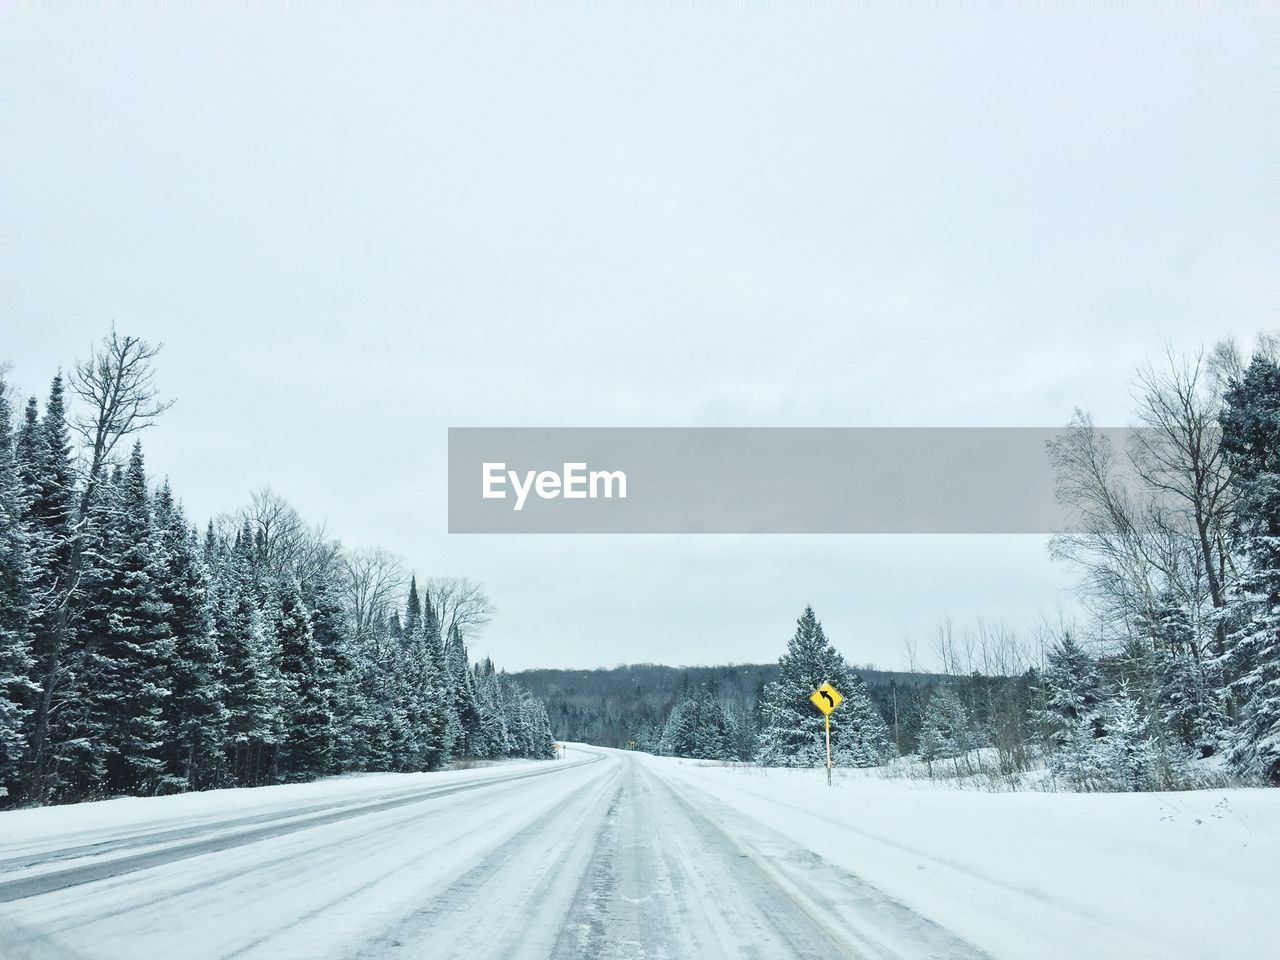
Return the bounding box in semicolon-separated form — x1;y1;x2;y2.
2;746;1275;959
0;746;987;960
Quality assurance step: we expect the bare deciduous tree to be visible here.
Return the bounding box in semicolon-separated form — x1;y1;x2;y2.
1050;344;1243;661
423;576;495;645
71;324;175;515
1130;347;1233;630
212;489;346;586
341;547;407;647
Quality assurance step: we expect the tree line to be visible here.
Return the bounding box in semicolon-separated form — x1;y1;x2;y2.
0;329;555;807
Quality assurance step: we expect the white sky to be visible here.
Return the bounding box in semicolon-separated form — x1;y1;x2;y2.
2;4;1273;671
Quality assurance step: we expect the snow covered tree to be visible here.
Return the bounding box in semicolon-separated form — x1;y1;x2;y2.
276;580;332;781
414;608;455;771
445;625;483;758
77;443;171;796
1220;353;1280;782
660;685;736;760
1159;647;1226;760
1097;685;1162;791
17;378;79;801
153;482;225;792
0;380;35;801
473;658;511;760
756;606;895;768
214;531;278;786
916;684;979;776
302;574;353;774
1036;633;1104;749
403;576;422;637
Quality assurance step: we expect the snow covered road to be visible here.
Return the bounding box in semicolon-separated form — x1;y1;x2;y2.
0;746;988;960
4;747;1273;959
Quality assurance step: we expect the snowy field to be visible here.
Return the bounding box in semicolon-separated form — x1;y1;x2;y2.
0;746;1275;959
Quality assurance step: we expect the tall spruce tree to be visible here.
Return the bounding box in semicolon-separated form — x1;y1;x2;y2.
154;483;226;791
302;575;351;774
214;529;275;785
276;581;331;781
18;378;79;801
756;606;895;767
446;625;483;758
76;443;170;796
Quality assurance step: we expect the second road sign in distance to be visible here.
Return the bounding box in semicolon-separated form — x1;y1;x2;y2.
809;682;843;715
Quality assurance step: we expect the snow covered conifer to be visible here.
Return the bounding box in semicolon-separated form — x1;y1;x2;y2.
17;379;79;801
153;482;226;791
445;625;483;758
303;575;351;774
1220;353;1280;782
78;443;170;795
276;580;331;781
756;606;895;767
416;625;455;771
404;576;422;637
215;537;276;785
1097;684;1160;791
0;381;35;801
917;684;978;776
1037;633;1103;748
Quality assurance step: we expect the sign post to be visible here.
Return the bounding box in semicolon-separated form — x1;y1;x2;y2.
824;714;832;787
808;682;844;787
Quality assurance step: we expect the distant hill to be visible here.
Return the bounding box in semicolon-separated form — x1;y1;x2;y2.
513;662;935;750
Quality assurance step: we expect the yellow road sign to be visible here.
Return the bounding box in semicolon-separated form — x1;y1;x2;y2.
809;682;844;716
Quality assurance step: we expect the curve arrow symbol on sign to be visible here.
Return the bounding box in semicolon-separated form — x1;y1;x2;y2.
820;690;834;709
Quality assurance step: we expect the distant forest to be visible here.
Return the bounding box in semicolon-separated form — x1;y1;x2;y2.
517;661;940;756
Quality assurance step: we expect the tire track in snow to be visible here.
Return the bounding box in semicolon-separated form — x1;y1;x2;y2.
350;758;624;959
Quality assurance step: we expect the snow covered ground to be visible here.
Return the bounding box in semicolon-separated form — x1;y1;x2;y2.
651;755;1279;960
0;746;1275;959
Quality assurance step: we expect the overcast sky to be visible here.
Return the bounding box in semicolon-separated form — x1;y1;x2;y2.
2;5;1272;671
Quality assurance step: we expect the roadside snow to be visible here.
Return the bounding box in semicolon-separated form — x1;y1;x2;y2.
640;752;1279;960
